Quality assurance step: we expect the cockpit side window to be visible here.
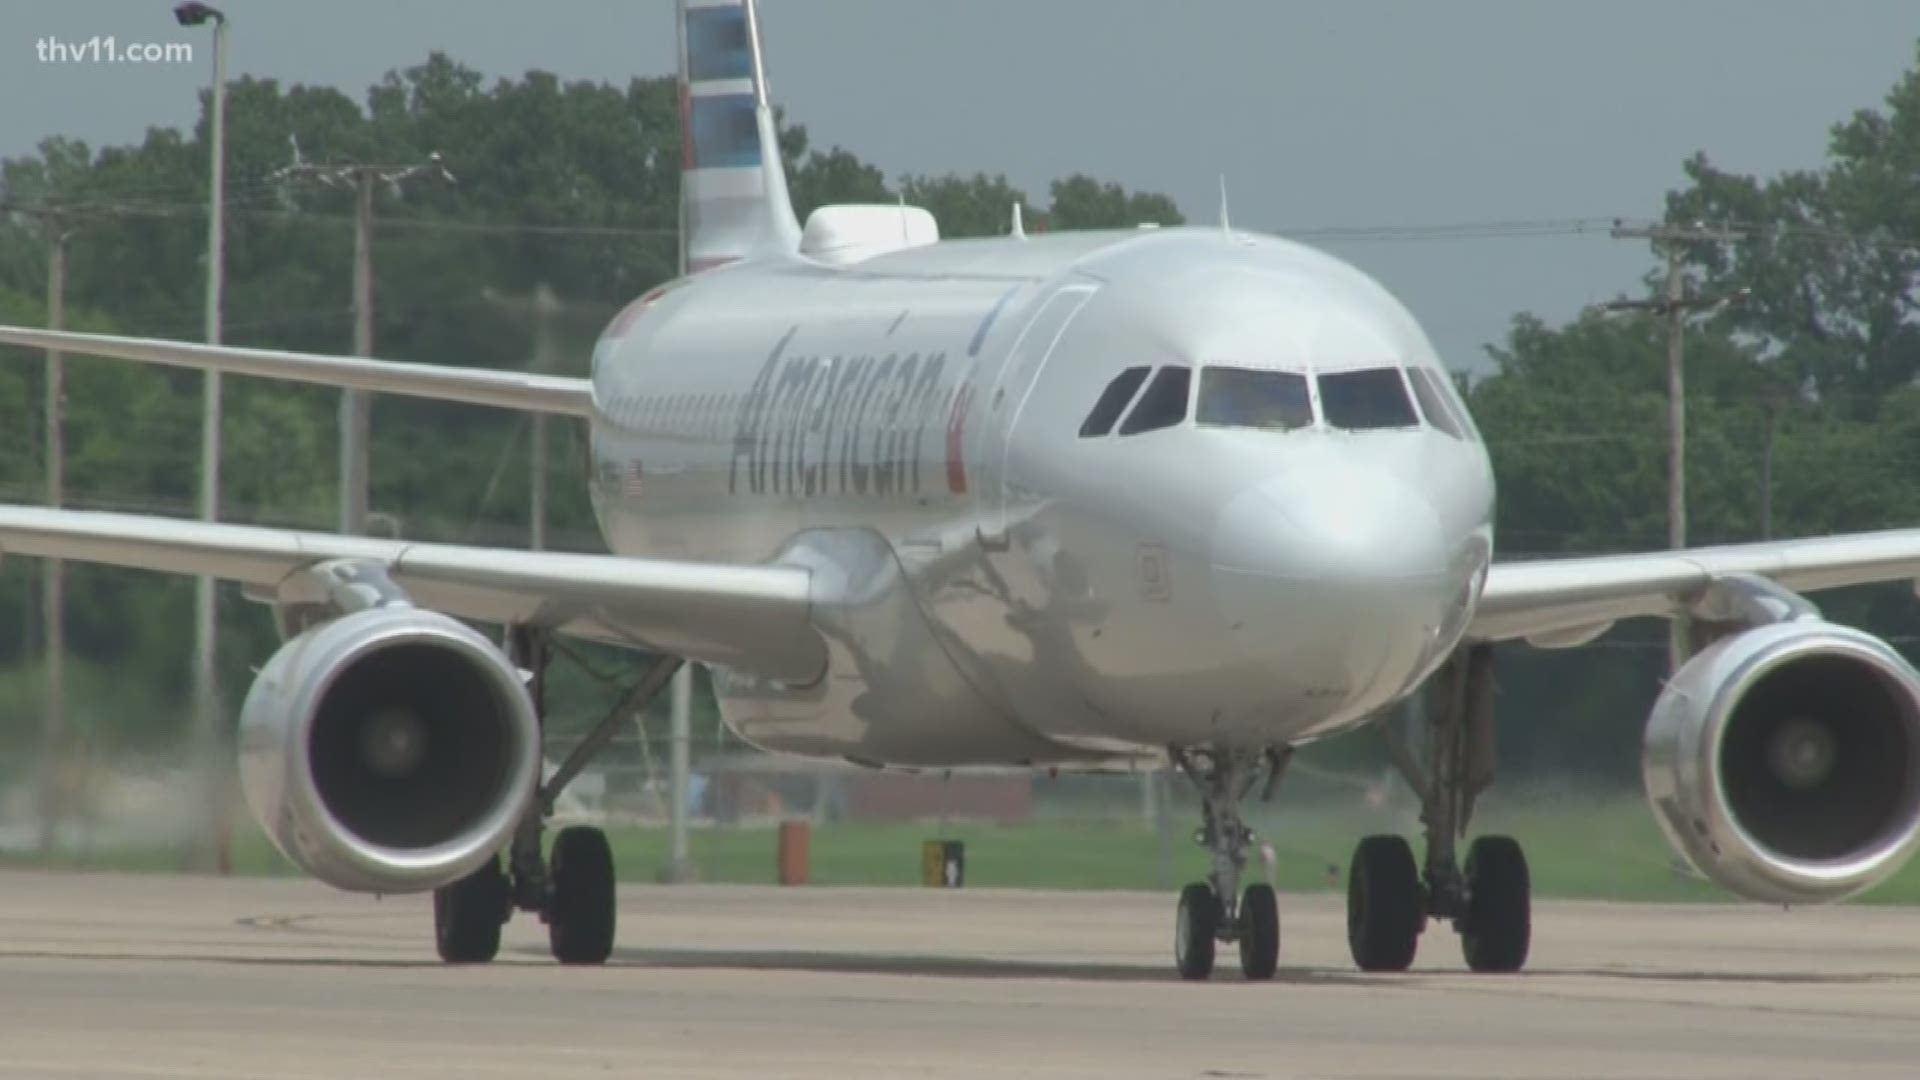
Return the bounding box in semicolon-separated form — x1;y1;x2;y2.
1407;366;1467;440
1117;365;1192;436
1079;365;1152;437
1317;367;1419;431
1196;367;1314;432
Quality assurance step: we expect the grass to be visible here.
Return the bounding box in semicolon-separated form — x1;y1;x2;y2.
11;796;1920;904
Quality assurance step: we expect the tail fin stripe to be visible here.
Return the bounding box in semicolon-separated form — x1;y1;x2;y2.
685;4;753;82
688;93;763;170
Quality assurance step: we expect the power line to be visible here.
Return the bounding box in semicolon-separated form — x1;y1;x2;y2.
5;196;678;239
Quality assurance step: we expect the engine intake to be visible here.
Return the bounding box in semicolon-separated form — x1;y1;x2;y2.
239;607;539;893
1644;620;1920;904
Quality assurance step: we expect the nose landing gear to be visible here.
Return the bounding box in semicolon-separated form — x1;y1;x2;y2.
1169;747;1289;981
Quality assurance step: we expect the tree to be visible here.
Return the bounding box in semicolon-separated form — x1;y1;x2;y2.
1665;43;1920;415
900;173;1030;238
1042;174;1184;231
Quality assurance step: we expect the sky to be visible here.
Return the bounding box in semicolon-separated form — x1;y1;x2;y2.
3;1;1916;372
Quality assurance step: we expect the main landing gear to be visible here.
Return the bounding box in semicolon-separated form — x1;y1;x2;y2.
1169;747;1289;981
434;626;684;965
1350;643;1531;974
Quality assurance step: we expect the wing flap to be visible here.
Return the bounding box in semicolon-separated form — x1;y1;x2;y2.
0;326;595;418
1473;530;1920;643
0;507;822;680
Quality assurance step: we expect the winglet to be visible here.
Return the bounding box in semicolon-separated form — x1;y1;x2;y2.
1011;202;1026;239
677;0;802;274
1218;174;1232;234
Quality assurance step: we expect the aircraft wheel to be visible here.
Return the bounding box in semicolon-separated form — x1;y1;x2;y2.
434;858;507;964
1237;882;1279;981
1347;835;1422;972
1174;882;1220;981
1461;835;1530;973
548;826;617;965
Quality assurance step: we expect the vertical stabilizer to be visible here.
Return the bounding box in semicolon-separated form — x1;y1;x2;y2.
677;0;802;273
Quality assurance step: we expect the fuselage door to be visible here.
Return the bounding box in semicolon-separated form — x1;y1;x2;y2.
979;284;1097;533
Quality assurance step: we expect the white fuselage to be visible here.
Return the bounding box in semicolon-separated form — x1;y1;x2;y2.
587;228;1495;766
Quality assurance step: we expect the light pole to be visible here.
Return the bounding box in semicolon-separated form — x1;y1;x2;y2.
175;0;228;871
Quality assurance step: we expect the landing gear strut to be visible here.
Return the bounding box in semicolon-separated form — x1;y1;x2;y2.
1169;746;1288;981
1350;643;1531;973
431;625;682;966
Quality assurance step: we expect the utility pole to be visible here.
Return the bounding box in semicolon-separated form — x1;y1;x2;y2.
478;283;566;550
346;170;374;534
273;148;454;534
1759;390;1781;540
1605;220;1747;672
4;207;82;855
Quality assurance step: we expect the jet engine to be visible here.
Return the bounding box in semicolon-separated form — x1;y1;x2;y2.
237;606;539;894
1644;619;1920;904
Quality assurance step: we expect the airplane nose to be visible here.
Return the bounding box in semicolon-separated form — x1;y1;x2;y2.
1211;466;1450;587
1210;466;1457;712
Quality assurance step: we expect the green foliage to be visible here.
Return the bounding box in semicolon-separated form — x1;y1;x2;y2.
1470;43;1920;777
1041;174;1185;231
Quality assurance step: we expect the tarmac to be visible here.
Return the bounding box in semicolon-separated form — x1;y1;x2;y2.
0;870;1916;1079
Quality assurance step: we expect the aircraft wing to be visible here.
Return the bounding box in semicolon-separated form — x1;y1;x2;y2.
0;326;594;417
1471;530;1920;643
0;506;824;681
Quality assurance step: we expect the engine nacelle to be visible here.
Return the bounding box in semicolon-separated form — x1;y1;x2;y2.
1644;620;1920;904
238;607;539;894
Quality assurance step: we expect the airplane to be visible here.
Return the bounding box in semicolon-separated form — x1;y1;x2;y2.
3;0;1920;982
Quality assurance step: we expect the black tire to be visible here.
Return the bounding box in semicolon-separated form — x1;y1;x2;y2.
1237;882;1279;981
434;858;507;964
548;826;617;965
1174;882;1220;981
1461;835;1530;973
1347;835;1422;972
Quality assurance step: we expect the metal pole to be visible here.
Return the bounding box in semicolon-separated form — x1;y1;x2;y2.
529;285;559;552
1759;397;1777;541
339;171;373;534
667;665;692;881
1662;245;1688;673
39;225;68;856
193;13;229;873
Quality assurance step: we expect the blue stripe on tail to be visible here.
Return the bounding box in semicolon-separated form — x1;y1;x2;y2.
685;5;752;82
688;93;763;170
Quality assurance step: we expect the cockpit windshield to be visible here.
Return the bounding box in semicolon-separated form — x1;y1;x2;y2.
1317;368;1419;431
1196;367;1314;432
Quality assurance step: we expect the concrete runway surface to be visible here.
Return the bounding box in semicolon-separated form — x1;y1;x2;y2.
0;872;1917;1079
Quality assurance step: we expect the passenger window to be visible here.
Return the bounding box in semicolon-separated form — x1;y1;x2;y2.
1197;367;1314;432
1118;365;1192;436
1080;366;1151;437
1407;367;1466;440
1317;368;1419;431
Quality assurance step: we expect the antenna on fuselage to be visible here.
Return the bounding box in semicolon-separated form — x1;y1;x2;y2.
1011;202;1026;240
1218;174;1232;235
